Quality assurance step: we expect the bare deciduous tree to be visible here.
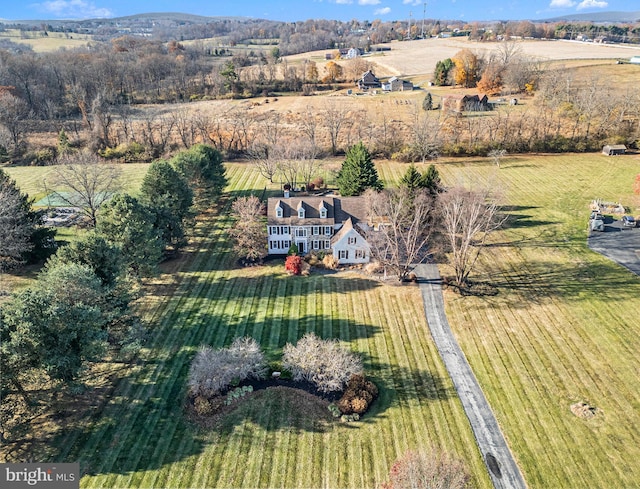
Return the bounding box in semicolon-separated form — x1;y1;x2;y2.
282;332;363;393
385;449;471;489
322;102;349;155
0;92;32;154
172;108;198;148
408;106;442;163
488;148;507;167
365;187;435;281
277;142;320;190
228;196;267;262
51;151;123;227
249;143;281;183
300;108;320;149
439;183;506;287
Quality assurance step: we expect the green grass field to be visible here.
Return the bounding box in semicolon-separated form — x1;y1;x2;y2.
45;161;492;489
437;153;640;487
5;152;640;488
3;163;151;203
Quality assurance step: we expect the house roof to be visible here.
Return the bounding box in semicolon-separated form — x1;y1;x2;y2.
330;217;355;245
267;196;368;226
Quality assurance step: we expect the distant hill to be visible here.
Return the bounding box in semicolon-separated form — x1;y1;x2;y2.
0;12;252;27
540;10;640;23
107;12;250;23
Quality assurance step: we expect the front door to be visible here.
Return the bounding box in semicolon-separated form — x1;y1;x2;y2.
296;240;307;254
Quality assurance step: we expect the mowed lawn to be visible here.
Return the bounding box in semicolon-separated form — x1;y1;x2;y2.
8;153;640;488
434;153;640;488
3;163;151;203
44;161;492;489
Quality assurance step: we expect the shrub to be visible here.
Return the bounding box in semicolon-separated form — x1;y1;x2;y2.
337;373;379;415
350;397;368;414
322;254;339;270
384;449;471;489
188;337;267;398
285;255;302;275
194;396;213;416
282;333;363;393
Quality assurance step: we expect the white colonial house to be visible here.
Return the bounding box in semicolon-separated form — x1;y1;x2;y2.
267;196;371;265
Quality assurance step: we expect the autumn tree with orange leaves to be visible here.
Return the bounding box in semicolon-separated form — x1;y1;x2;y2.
452;49;481;88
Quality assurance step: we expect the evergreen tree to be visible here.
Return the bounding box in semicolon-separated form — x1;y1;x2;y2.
2;262;108;383
50;232;123;287
433;58;454;86
0;169;56;267
97;194;163;276
400;164;424;192
171;144;227;205
0;170;32;276
57;128;70;155
422;92;433;111
337;142;383;197
139;160;193;250
421;164;443;197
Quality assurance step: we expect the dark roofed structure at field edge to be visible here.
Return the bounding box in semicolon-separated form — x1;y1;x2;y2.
266;196;371;265
442;93;490;113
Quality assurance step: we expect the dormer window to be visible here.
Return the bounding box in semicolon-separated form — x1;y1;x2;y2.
319;202;327;219
297;202;305;219
275;202;283;218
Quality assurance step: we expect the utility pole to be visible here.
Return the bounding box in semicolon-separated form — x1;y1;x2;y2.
421;2;426;39
408;11;412;40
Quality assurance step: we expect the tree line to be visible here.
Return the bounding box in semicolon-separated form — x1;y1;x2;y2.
0;144;226;445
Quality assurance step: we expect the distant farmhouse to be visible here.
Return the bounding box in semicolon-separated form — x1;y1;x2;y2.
631;56;640;65
357;70;382;90
442;93;490;113
325;47;363;60
267;196;371;265
345;47;363;59
382;76;414;92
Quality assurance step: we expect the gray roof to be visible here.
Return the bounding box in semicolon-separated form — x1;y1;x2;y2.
267;196;368;226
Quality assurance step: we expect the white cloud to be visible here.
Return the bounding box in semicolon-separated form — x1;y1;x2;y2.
35;0;113;18
359;0;381;5
335;0;353;4
549;0;577;7
403;0;422;5
375;6;391;15
577;0;608;9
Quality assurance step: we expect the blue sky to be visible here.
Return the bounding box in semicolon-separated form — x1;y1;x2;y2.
0;0;632;22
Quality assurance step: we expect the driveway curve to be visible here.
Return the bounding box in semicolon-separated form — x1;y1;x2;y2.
414;264;527;489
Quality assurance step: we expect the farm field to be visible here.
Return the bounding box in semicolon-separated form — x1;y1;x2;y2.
0;29;94;52
286;36;640;80
4;152;640;488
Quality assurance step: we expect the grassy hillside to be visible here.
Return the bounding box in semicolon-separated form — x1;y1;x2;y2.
5;152;640;488
24;162;492;489
437;153;640;487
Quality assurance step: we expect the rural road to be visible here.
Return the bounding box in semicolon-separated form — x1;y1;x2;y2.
414;264;528;489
